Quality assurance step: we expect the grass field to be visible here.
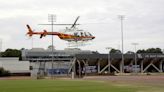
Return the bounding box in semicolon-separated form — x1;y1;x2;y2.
0;79;163;92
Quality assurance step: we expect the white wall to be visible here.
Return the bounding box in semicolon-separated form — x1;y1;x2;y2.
0;57;30;73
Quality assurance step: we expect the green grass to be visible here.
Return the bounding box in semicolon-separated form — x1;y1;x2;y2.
0;79;163;92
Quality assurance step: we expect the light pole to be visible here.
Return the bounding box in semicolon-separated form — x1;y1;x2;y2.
131;43;139;73
106;47;112;73
118;15;125;73
39;14;56;78
48;14;56;79
31;37;33;49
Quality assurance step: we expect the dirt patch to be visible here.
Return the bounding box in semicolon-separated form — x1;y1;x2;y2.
0;76;31;80
83;75;164;86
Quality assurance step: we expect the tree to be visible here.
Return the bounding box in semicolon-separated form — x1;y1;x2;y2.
1;49;22;60
137;48;162;53
126;51;135;54
146;48;162;53
110;49;121;54
0;67;10;77
48;45;55;50
137;49;146;53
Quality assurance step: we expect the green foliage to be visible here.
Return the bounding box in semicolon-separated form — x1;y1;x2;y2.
146;48;162;53
126;51;135;54
0;67;10;77
137;48;163;53
110;49;121;54
1;48;22;60
137;49;146;53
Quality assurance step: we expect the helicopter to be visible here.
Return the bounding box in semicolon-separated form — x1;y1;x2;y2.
26;16;95;43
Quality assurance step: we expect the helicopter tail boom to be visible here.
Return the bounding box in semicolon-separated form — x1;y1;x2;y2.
26;24;61;38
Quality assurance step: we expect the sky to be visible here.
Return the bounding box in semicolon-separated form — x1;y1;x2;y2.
0;0;164;53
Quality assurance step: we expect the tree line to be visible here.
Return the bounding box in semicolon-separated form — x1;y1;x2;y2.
0;48;22;60
0;48;163;59
109;48;163;54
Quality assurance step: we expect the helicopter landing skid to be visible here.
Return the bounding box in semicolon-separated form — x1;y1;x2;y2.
67;41;91;48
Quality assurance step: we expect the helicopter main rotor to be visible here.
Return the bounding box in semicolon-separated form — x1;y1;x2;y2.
39;16;80;28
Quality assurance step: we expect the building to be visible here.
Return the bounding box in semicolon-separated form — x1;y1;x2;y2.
75;53;164;77
22;48;164;78
0;57;30;76
22;48;93;78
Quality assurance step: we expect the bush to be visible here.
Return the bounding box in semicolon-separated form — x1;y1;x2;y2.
0;67;10;77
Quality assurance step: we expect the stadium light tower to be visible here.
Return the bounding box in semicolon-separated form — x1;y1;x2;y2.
131;43;139;73
48;14;56;79
118;15;125;73
39;14;56;79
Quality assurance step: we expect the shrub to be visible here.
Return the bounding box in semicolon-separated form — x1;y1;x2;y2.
0;67;10;77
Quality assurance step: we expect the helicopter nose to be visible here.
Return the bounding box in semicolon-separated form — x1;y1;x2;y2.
92;36;95;39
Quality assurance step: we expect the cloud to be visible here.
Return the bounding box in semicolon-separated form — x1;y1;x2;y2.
0;0;164;52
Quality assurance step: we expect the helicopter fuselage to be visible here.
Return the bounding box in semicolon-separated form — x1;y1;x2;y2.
26;16;95;43
26;25;95;42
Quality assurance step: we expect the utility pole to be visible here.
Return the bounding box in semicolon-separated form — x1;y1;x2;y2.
118;15;125;73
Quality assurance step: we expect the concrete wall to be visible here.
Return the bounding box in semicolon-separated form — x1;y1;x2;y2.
0;57;30;73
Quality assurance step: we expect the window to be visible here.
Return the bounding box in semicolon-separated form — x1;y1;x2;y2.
88;32;92;36
81;32;84;37
74;32;78;36
84;32;88;36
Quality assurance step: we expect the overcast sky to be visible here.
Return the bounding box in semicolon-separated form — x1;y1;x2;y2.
0;0;164;53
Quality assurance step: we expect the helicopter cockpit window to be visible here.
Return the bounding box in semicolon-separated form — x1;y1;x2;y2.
66;27;68;30
74;32;78;36
81;32;84;37
88;32;92;36
77;32;80;37
84;32;88;36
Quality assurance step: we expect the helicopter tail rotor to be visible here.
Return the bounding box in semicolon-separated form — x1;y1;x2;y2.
26;24;34;37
